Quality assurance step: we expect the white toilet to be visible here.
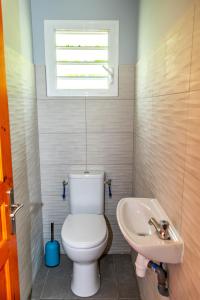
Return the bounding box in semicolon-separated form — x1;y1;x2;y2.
61;171;108;297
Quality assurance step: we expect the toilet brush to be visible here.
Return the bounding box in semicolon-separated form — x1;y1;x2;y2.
45;222;60;267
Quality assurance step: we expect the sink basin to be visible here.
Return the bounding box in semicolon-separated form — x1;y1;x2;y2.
116;198;184;264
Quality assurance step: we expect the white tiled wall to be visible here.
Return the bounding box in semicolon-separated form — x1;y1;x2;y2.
36;64;134;253
5;47;43;300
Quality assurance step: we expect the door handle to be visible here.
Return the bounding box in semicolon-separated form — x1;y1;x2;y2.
10;203;24;219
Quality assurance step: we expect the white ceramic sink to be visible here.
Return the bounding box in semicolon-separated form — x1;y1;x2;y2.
117;198;184;264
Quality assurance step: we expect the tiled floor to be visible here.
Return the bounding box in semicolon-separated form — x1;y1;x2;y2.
31;254;140;300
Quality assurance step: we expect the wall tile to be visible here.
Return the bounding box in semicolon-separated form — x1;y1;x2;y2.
118;64;135;100
5;47;43;300
87;100;134;133
87;133;133;165
39;133;86;165
38;100;85;133
134;4;200;300
163;8;194;95
171;91;200;299
150;94;188;229
190;2;200;91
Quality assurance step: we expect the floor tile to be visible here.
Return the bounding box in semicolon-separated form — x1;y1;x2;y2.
118;280;139;298
31;264;49;299
40;272;70;299
114;254;135;277
95;277;118;298
32;254;140;300
99;254;115;280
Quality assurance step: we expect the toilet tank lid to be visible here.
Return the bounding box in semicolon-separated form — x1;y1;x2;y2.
69;171;104;179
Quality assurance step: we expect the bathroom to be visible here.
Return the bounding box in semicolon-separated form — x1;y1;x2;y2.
0;0;199;299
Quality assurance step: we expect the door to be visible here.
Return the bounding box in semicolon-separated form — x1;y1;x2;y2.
0;0;21;298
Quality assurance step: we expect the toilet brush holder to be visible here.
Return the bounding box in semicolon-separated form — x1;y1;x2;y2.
45;222;60;267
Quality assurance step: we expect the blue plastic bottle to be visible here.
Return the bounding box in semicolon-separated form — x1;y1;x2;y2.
45;223;60;267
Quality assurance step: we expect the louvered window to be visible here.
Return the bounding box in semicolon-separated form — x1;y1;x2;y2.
44;20;119;97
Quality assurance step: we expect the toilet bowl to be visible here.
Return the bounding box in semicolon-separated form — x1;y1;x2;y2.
61;214;108;297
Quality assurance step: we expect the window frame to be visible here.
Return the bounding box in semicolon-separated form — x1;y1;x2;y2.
44;20;119;97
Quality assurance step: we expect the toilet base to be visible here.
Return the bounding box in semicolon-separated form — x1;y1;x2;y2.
71;261;100;297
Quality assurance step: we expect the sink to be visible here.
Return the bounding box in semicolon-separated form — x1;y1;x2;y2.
116;198;184;264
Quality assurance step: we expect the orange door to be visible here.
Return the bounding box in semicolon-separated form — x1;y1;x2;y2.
0;0;21;298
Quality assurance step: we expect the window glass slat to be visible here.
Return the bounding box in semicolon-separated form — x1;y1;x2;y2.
57;64;108;77
56;49;108;63
56;31;108;47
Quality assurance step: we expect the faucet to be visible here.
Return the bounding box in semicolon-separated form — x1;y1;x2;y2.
148;217;170;240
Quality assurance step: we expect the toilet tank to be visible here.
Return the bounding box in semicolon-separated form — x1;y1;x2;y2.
69;171;104;214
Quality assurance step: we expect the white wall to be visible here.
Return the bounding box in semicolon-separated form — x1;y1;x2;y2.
30;0;139;64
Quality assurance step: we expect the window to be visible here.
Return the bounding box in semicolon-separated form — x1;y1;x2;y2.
44;20;119;97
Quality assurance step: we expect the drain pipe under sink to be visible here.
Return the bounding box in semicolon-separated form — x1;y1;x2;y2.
135;254;169;297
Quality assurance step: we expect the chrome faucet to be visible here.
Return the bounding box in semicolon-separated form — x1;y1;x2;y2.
148;217;170;240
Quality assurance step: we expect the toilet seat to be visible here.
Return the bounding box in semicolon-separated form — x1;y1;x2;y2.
61;214;107;249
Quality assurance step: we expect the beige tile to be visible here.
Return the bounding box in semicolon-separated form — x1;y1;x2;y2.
134;4;200;300
135;57;153;98
164;8;194;95
184;91;200;180
133;170;154;199
39;133;86;165
150;94;188;229
118;64;135;100
152;44;167;96
6;48;43;299
190;2;200;91
38;100;85;133
86;99;134;133
87;133;133;165
35;64;47;98
173;91;200;299
135;97;152;139
152;94;188;170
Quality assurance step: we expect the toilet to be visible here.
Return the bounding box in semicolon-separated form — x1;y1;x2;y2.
61;171;108;297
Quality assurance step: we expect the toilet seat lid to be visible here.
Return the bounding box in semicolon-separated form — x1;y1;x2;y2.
61;214;107;249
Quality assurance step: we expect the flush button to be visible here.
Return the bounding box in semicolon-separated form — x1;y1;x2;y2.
84;171;90;174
